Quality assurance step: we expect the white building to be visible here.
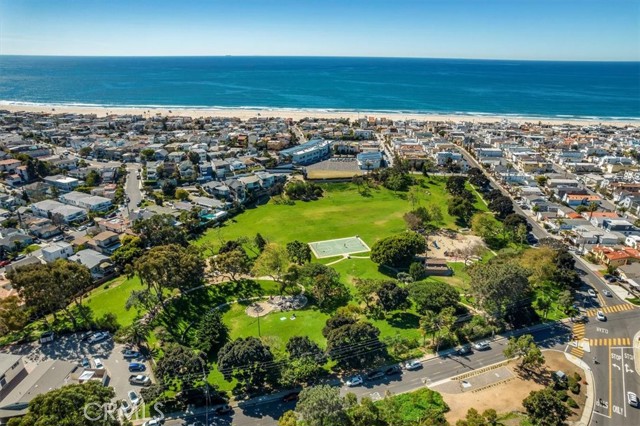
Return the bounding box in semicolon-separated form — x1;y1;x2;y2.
41;242;74;263
43;175;79;192
59;191;112;212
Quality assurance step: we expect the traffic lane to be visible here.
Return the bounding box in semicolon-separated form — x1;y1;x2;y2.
125;168;143;214
163;402;293;426
621;347;640;426
608;346;637;424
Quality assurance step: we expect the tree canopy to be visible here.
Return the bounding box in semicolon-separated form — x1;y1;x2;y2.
217;337;277;393
409;280;459;314
522;387;572;426
296;385;349;426
133;214;188;247
503;334;545;371
370;232;426;267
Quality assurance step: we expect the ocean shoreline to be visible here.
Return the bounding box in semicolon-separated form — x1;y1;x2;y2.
1;102;638;126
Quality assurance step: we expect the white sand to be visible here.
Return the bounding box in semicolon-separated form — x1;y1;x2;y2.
1;103;637;127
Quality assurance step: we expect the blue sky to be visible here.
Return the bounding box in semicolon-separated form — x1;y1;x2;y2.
1;0;638;60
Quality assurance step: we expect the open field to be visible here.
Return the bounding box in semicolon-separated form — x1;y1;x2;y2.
196;177;485;253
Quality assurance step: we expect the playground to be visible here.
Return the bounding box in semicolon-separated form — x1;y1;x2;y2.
308;236;371;259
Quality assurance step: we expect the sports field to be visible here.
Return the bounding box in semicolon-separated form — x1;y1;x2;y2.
308;236;370;258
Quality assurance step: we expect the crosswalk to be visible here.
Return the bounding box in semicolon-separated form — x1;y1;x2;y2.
585;304;635;317
569;346;584;358
588;337;631;347
569;322;586;358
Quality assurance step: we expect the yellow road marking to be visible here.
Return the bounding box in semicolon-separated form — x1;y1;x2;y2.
609;345;612;417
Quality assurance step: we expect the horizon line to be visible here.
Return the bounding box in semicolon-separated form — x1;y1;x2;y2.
1;54;639;63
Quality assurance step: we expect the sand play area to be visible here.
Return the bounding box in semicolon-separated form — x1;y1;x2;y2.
425;230;486;262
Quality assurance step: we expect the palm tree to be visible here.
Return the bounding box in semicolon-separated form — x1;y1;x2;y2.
419;310;438;347
587;201;599;221
120;320;151;352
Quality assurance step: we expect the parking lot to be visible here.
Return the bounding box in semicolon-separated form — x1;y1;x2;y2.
1;331;152;403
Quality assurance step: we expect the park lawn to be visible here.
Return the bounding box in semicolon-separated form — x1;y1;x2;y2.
196;177;479;253
533;281;567;321
84;276;145;328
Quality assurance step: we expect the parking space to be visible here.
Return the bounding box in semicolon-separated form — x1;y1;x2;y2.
1;332;152;401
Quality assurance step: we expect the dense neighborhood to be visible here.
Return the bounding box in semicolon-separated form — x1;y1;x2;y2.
0;109;638;426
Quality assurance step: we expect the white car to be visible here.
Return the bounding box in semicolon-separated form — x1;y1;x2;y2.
404;360;423;371
587;289;597;297
128;390;140;406
628;391;638;407
596;311;606;321
602;290;612;297
120;399;132;415
93;358;104;369
142;420;163;426
87;331;110;344
473;341;491;351
345;375;363;387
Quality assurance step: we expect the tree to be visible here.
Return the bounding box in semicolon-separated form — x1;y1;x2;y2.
409;280;459;314
519;247;558;284
403;211;423;231
252;243;290;284
446;176;468;197
522;387;571;426
286;240;312;265
7;260;93;327
409;262;427;282
84;170;102;187
298;263;348;309
370;232;426;267
504;213;529;233
286;336;323;361
8;382;123;426
503;334;545;371
280;356;325;388
324;315;385;369
354;278;382;310
448;196;476;224
557;290;574;313
278;410;299;426
175;188;189;201
141;148;155;161
156;344;206;388
117;321;150;351
376;280;410;313
133;244;204;306
535;296;552;319
377;387;449;426
456;408;499;426
536;175;548;187
348;396;386;426
213;248;251;282
471;212;500;241
217;337;277;392
0;296;29;336
111;235;143;268
162;180;177;198
296;385;349;426
488;195;514;219
468;167;489;188
133;214;188;247
79;146;93;157
188;151;201;165
467;258;532;319
192;309;229;356
421;306;457;351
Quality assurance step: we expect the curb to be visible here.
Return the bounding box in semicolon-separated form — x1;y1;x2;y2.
563;351;594;426
634;330;640;378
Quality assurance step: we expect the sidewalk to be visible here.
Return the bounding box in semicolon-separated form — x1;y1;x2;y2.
564;352;595;426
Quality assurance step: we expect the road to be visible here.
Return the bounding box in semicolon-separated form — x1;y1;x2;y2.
459;145;640;426
124;166;143;217
159;325;572;426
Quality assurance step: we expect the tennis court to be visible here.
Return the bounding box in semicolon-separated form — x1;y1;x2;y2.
308;236;371;259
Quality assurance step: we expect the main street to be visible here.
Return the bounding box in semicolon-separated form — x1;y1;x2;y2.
459;145;640;426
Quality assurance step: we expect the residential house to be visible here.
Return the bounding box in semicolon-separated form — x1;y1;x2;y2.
618;263;640;290
68;249;114;279
602;219;639;237
43;175;79;193
87;231;121;255
591;246;640;267
0;354;27;402
41;241;74;263
562;194;602;208
59;191;112;212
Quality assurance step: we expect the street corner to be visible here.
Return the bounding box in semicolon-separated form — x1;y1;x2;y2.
634;330;640;377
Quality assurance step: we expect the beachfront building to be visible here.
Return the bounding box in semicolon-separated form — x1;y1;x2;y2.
278;139;332;165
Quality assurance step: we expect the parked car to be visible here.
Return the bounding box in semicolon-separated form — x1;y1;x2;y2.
120;399;132;415
473;341;491;351
0;260;11;267
603;274;617;283
455;345;473;356
345;375;363;387
603;290;612;297
81;357;90;369
214;404;233;415
366;370;385;381
52;236;64;242
571;315;588;323
404;360;423;371
93;358;104;369
384;365;402;376
628;391;638;407
596;311;607;321
282;392;300;402
129;374;151;386
87;331;110;344
587;289;597;297
123;349;141;359
39;331;55;344
128;390;140;406
128;362;146;372
13;254;26;261
142;418;163;426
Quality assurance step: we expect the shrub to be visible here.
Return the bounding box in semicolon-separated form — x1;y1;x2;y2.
566;397;579;409
557;389;568;401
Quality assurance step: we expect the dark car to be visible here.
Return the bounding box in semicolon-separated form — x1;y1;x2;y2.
384;365;402;376
603;274;617;283
282;392;300;402
123;349;141;359
214;404;233;415
455;345;473;356
128;362;146;372
366;370;385;381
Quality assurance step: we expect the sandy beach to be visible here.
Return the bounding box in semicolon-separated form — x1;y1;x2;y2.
1;103;637;127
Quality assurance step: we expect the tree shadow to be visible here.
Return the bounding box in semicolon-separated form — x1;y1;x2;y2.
385;312;420;329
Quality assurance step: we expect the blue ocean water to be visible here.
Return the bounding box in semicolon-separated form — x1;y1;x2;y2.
0;56;638;119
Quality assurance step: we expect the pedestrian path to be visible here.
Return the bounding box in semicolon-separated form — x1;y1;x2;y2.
588;337;631;347
585;303;635;317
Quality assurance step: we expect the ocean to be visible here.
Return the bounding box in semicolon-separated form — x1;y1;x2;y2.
0;56;639;120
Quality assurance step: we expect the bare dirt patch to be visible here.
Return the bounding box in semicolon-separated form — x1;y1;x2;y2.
426;230;486;262
434;350;588;424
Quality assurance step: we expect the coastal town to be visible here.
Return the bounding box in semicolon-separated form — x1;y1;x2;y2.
0;108;639;426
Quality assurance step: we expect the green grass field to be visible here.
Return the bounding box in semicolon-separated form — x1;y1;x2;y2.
196;177;481;253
